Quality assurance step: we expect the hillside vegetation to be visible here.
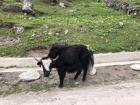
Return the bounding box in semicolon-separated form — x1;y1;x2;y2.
0;0;140;56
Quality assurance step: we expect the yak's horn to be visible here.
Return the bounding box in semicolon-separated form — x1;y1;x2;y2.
52;56;59;61
33;57;40;62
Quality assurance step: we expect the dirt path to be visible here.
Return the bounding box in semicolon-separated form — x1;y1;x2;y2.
0;80;140;105
1;64;140;105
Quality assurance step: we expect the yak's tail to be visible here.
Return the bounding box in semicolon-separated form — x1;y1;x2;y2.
88;50;97;75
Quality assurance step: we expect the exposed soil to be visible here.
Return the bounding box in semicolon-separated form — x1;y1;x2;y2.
0;21;15;29
25;45;50;57
0;64;140;90
0;36;20;48
1;81;140;105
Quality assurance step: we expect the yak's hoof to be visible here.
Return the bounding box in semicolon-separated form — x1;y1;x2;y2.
74;77;77;80
59;85;63;88
82;78;86;81
44;74;49;77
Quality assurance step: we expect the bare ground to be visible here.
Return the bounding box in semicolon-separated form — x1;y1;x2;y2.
0;36;20;48
25;46;50;57
1;65;140;104
0;80;140;105
0;65;140;90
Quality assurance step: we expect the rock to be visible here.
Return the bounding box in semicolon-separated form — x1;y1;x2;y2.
105;0;140;19
13;26;24;34
32;32;43;38
59;2;65;8
48;31;53;35
22;0;36;16
105;0;116;8
75;82;80;85
64;29;69;35
2;4;22;13
22;0;33;11
55;33;59;35
119;22;124;27
121;2;129;12
19;70;40;81
130;64;140;71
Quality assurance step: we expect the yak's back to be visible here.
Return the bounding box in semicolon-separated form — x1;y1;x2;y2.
59;45;91;65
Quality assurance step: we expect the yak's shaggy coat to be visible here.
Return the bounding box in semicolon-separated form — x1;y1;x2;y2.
37;44;96;87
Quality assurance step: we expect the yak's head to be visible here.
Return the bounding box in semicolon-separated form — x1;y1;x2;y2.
35;43;66;77
35;57;58;77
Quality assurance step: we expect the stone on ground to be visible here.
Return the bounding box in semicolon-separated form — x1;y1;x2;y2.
2;4;22;13
59;2;65;8
13;26;24;34
130;64;140;71
19;70;40;81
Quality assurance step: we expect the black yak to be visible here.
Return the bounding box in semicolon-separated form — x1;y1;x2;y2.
37;44;96;88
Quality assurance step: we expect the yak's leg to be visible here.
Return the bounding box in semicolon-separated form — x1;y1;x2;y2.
74;70;82;80
58;69;66;88
82;67;88;81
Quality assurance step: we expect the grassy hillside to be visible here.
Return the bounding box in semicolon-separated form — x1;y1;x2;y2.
0;0;140;56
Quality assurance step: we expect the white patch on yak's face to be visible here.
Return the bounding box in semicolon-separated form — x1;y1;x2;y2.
42;58;52;71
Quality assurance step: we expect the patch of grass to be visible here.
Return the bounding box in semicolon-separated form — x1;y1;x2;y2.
0;84;21;96
0;0;140;56
0;80;54;97
28;83;54;92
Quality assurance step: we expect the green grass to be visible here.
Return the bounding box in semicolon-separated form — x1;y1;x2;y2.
0;80;54;97
0;84;21;96
0;80;21;96
28;83;54;92
0;0;140;56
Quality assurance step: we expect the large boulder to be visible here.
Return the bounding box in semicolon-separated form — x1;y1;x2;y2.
19;70;40;81
2;4;22;13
